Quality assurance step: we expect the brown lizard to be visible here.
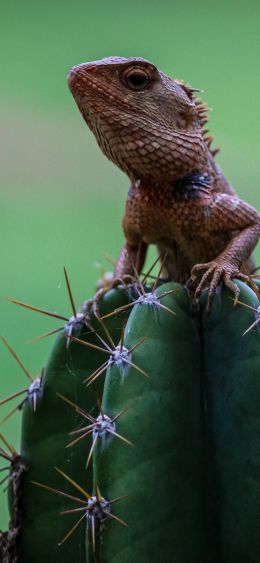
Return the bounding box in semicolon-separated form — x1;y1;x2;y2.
68;56;260;309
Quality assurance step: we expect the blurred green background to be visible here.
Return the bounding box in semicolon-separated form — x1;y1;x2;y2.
1;0;260;528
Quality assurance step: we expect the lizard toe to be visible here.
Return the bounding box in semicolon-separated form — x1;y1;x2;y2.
191;262;212;281
223;274;240;306
205;267;224;312
194;264;217;300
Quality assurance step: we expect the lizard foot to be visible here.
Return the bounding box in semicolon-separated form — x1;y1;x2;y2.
190;260;249;312
82;274;135;320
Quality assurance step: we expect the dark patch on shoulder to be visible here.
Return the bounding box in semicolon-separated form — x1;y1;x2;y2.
173;171;212;200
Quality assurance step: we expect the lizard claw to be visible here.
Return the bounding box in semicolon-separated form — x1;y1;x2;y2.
191;260;250;312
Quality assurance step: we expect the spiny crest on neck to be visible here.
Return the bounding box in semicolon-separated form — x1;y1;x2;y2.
175;79;220;157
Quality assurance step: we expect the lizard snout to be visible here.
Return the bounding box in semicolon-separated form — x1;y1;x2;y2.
67;63;97;92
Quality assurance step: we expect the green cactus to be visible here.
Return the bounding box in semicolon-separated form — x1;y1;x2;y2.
201;281;260;563
93;282;207;562
1;275;260;563
1;285;133;563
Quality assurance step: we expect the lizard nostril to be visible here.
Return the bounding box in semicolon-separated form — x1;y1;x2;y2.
67;64;98;90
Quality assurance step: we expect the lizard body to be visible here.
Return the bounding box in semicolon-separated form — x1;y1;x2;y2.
68;56;260;307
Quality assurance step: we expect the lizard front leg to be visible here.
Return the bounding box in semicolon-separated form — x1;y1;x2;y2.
114;240;148;279
190;194;260;310
83;240;147;319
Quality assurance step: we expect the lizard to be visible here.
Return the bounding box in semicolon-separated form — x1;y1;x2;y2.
67;56;260;310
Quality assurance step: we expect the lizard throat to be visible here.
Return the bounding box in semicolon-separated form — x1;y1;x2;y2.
80;108;208;183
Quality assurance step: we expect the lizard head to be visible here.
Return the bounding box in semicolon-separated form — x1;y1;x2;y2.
68;56;208;184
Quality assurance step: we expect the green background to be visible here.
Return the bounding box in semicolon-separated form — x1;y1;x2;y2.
1;0;260;529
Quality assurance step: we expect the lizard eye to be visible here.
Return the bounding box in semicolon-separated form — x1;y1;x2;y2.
121;68;151;91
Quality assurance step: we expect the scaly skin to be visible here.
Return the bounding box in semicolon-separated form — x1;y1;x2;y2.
68;56;260;308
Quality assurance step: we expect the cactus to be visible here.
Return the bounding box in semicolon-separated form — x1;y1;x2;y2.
93;282;207;562
201;280;260;562
1;271;260;563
